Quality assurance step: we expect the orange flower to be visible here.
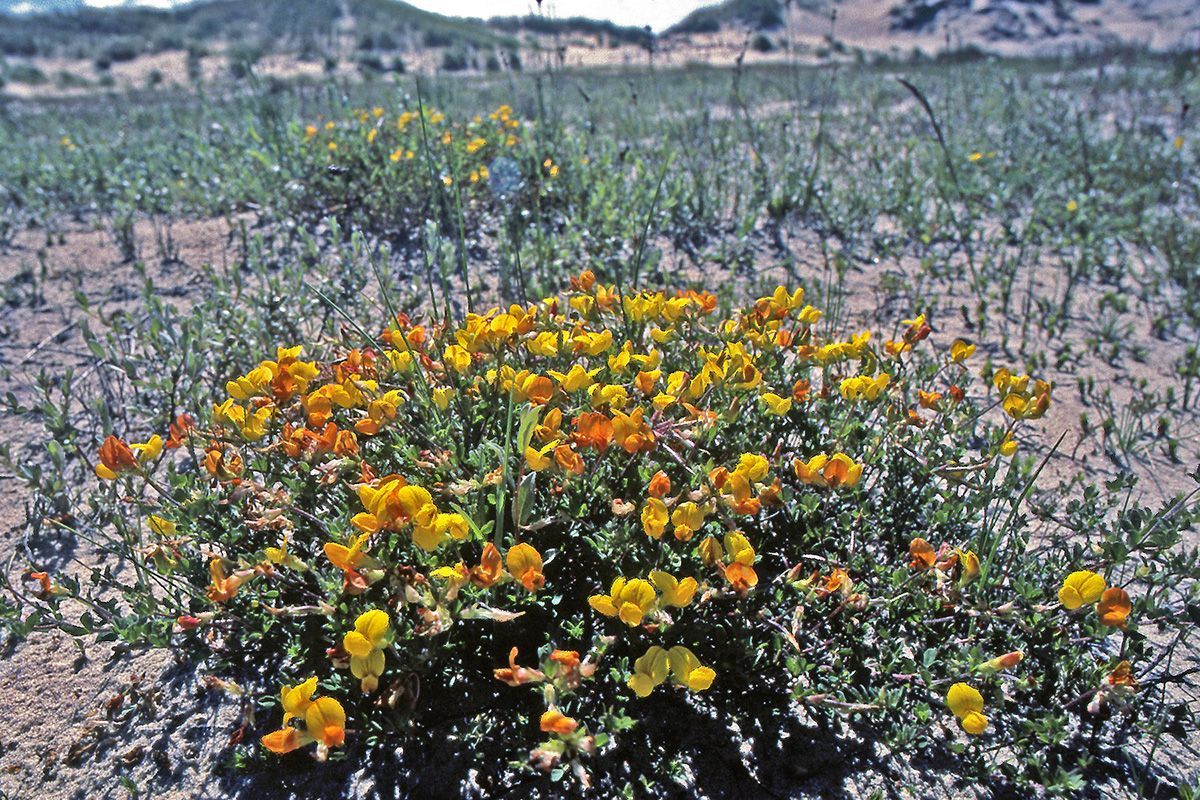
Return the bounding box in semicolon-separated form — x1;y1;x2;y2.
647;470;671;499
164;414;195;449
573;412;614;453
550;650;581;670
494;647;546;686
324;532;379;573
262;727;308;754
1107;661;1136;688
612;407;655;454
540;709;579;735
822;454;864;489
506;543;545;592
720;472;761;516
792;379;811;402
206;558;252;603
554;445;585;476
471;543;504;588
1097;587;1132;628
203;444;243;481
724;561;758;592
96;435;138;480
910;538;936;569
817;568;852;597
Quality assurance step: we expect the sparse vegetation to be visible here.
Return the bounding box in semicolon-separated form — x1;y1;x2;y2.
0;4;1198;797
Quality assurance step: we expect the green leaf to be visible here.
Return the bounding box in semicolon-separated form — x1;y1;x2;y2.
516;403;541;453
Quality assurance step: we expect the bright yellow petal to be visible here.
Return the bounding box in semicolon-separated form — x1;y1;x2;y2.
634;646;669;684
356;609;390;644
588;596;618;617
344;630;374;659
629;672;657;697
960;711;988;735
618;601;645;626
946;683;984;718
683;666;715;691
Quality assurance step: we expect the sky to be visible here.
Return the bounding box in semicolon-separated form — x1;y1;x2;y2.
71;0;711;32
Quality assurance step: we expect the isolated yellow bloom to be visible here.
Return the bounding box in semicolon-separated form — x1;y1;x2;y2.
950;339;976;363
946;682;988;735
1058;570;1106;610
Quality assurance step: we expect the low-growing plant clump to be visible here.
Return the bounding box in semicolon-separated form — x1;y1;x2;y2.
16;265;1200;796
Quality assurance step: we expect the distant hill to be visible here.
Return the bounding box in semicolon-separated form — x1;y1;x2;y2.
487;15;654;49
665;0;790;35
0;0;510;60
660;0;1199;57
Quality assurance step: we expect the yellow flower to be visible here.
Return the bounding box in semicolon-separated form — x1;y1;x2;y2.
324;532;379;573
148;515;176;537
698;535;724;567
506;542;545;592
759;392;792;416
641;498;669;539
280;676;318;726
671;502;706;541
957;550;980;587
946;682;988;735
262;678;344;754
131;434;164;465
525;442;555;472
444;345;472;373
668;646;715;692
344;609;390;693
628;645;669;697
735;453;769;482
950;339;976;363
588;578;656;626
549;364;600;393
433;387;456;411
1058;570;1106;610
305;696;346;748
650;571;698;608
